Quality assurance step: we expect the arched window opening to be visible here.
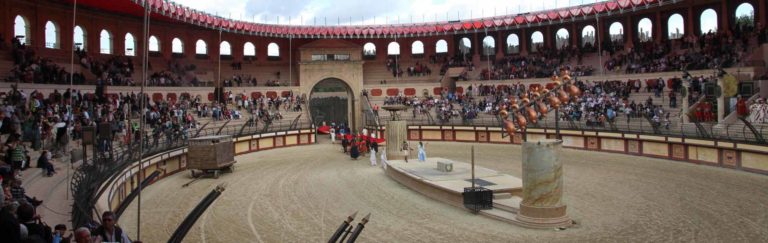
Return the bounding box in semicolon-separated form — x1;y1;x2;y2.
387;42;400;55
435;39;448;54
411;41;424;55
267;42;280;57
244;42;256;56
220;41;232;56
14;15;30;45
637;18;653;42
531;31;544;52
506;34;520;54
172;38;184;54
581;25;596;47
609;22;624;42
482;36;495;56
458;37;472;55
700;9;718;34
363;42;376;56
99;29;113;54
555;28;569;50
195;39;207;55
45;21;59;49
735;3;755;28
667;14;685;39
148;36;160;52
73;26;86;50
124;33;136;56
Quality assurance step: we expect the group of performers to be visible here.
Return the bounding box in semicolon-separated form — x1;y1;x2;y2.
400;141;427;163
326;122;428;165
330;124;383;166
736;96;768;124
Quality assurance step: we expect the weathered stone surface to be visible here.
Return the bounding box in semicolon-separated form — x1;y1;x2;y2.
386;121;408;160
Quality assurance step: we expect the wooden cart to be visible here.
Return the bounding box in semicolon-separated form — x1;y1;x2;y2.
187;135;237;179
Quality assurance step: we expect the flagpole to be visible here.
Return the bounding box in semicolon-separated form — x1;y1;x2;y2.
136;0;151;240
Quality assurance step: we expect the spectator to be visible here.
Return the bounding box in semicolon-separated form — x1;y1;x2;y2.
18;202;52;242
92;211;131;243
73;227;91;243
36;151;55;177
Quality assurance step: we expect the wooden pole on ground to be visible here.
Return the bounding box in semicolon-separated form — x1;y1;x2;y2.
471;145;475;189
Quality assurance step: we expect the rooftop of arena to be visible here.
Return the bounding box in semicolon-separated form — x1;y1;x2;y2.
1;0;768;242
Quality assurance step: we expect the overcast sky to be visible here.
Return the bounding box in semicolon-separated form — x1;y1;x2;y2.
172;0;605;25
14;0;757;54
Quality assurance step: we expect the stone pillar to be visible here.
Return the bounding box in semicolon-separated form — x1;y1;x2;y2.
655;12;663;43
386;120;408;160
721;1;730;33
625;16;634;50
717;78;725;122
682;81;690;123
571;23;578;47
520;29;528;56
687;5;695;37
496;31;505;59
759;0;767;27
517;139;572;228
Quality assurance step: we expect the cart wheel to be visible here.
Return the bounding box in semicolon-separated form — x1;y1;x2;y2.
214;170;220;179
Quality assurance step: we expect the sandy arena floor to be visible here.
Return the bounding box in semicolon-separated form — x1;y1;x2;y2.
120;140;768;242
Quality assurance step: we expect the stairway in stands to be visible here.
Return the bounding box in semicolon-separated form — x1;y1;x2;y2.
0;49;15;81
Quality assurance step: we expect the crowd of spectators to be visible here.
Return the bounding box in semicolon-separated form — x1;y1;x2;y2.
7;37;85;85
378;77;686;129
604;30;749;75
0;81;310;241
475;45;594;81
77;50;135;86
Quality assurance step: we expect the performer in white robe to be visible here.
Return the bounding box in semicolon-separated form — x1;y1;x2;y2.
370;148;377;166
330;127;336;143
748;99;766;124
417;142;427;162
380;150;388;169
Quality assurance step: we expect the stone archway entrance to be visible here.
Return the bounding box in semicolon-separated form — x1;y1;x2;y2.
309;78;354;127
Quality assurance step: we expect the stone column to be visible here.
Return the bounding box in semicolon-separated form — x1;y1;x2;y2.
625;16;634;50
759;0;767;27
386;120;408;160
717;77;725;122
517;139;572;228
682;81;690;123
721;1;730;33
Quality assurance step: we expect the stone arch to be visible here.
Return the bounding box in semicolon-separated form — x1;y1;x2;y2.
44;20;59;49
308;78;356;129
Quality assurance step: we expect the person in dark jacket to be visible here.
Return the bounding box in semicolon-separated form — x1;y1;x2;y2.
92;211;131;243
37;151;55;177
0;200;21;243
349;140;360;160
341;137;348;153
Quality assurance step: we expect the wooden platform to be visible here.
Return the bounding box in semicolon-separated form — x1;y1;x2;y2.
385;158;533;226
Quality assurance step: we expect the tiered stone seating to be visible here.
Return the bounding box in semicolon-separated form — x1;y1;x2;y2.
219;62;298;86
362;61;441;84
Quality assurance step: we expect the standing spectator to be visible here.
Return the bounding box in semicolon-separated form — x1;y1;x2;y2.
669;91;677;108
736;95;748;117
74;227;91;243
92;211;131;243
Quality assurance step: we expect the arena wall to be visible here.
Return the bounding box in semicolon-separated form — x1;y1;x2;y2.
371;125;768;176
98;128;316;218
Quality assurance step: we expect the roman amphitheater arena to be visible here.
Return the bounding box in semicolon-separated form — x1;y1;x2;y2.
2;0;768;242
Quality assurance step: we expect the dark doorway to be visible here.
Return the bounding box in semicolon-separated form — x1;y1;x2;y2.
310;78;353;127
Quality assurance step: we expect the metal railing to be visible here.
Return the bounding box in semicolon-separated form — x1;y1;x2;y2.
371;111;768;145
70;119;311;229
